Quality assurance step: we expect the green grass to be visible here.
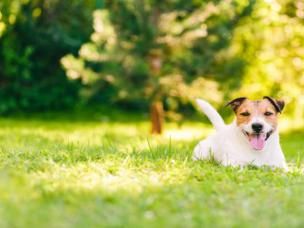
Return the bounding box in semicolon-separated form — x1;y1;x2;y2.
0;114;303;228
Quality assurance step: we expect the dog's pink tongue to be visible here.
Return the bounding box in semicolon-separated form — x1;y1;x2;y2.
249;134;266;150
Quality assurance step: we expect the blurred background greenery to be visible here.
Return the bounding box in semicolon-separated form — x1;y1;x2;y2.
0;0;303;129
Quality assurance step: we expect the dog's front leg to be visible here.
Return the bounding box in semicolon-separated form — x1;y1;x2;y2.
193;139;212;160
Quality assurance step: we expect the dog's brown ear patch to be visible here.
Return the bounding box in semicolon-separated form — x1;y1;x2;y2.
226;97;247;112
263;96;285;113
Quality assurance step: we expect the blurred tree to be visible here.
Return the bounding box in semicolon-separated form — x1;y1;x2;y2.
62;0;254;133
0;0;96;113
1;0;303;128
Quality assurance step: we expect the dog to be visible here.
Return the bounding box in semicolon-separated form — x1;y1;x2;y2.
193;96;287;169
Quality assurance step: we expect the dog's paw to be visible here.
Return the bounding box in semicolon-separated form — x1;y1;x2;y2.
193;141;212;161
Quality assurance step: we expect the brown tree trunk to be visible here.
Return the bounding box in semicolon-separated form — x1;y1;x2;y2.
150;101;164;134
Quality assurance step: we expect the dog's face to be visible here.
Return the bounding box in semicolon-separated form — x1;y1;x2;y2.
227;96;284;151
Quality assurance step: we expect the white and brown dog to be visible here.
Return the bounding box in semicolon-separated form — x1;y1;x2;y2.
193;96;287;169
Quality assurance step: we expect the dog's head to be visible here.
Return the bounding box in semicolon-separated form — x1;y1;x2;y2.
227;96;284;151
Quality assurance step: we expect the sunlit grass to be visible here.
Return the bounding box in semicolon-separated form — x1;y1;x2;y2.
0;115;303;227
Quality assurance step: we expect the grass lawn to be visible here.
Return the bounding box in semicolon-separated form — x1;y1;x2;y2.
0;113;303;228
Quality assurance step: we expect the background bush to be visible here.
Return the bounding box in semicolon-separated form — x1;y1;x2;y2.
0;0;96;113
0;0;303;123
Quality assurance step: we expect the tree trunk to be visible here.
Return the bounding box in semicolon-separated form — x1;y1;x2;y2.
150;101;164;134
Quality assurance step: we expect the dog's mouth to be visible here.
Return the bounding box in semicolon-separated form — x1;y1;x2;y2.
242;130;273;151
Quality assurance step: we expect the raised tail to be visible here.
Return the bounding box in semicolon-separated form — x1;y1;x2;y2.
196;99;226;131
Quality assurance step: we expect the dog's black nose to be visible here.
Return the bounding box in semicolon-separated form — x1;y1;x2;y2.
252;123;263;133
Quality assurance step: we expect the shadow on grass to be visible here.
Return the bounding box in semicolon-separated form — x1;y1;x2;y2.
0;106;149;124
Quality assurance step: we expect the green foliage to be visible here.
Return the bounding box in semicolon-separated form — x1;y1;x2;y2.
0;115;303;227
0;0;304;121
61;0;304;123
0;0;96;113
61;0;254;112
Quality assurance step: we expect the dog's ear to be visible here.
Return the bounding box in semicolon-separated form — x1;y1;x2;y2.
263;96;285;113
226;97;247;113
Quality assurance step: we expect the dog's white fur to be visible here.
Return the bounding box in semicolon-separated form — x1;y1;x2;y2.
193;99;287;169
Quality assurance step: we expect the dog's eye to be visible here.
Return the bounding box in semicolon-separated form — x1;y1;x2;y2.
264;111;274;116
240;112;250;116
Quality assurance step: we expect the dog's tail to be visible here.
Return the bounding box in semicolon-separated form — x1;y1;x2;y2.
196;99;226;131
